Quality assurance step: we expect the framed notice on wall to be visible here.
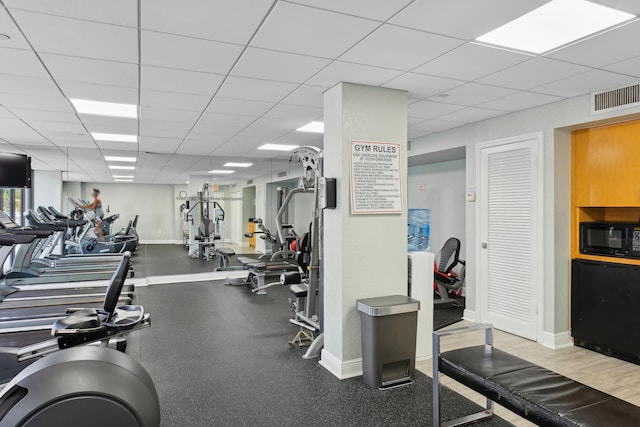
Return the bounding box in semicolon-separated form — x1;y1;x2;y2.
350;140;403;215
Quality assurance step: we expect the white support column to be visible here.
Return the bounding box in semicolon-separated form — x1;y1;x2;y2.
33;170;63;212
320;83;409;379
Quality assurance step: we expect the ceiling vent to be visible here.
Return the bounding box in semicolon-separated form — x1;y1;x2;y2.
591;83;640;114
246;179;253;185
277;171;287;178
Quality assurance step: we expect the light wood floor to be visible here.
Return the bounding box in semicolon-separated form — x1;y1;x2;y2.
416;321;640;426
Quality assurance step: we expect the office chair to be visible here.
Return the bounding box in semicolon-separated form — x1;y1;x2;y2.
434;237;465;307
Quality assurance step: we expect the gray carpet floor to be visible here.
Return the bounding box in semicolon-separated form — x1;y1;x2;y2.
130;281;512;426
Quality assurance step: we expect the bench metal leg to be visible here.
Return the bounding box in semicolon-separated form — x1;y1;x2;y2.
433;324;495;427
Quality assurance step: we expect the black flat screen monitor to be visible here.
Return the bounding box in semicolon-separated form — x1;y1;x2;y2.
0;153;32;188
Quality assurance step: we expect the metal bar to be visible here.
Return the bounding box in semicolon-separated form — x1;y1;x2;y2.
433;323;493;338
432;331;441;427
441;410;494;427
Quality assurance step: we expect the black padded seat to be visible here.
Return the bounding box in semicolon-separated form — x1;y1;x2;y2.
237;257;256;265
215;248;235;257
440;345;640;427
289;284;307;298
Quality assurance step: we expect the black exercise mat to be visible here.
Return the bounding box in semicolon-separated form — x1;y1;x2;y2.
130;282;512;426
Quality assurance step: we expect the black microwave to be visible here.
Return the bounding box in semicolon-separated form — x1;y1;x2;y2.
580;222;640;258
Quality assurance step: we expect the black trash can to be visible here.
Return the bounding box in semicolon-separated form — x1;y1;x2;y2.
356;295;420;389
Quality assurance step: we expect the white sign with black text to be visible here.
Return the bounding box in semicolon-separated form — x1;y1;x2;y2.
349;140;403;215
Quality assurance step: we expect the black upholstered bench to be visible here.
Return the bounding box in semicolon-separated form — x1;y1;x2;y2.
432;324;640;427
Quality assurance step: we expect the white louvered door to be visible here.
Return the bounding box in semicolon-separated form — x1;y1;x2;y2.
478;134;542;341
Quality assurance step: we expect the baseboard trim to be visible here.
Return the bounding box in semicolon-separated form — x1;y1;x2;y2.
542;331;572;349
139;240;182;245
462;309;477;322
319;350;362;380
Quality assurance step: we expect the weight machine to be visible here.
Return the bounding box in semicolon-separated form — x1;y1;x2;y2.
185;183;225;260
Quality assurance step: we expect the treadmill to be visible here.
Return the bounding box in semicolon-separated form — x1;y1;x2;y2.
0;212;134;286
0;233;133;308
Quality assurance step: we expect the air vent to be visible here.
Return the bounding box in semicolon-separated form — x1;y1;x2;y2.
407;140;412;153
277;171;287;178
231;183;236;188
246;179;253;185
592;83;640;114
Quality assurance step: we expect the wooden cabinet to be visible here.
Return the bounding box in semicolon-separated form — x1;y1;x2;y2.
573;121;640;207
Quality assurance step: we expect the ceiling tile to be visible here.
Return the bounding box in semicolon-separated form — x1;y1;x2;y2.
11;10;138;62
286;0;413;21
280;85;326;107
141;107;202;123
48;134;96;148
533;69;640;98
413;43;532;81
80;115;138;134
0;74;60;97
547;20;640;68
389;0;547;40
216;76;298;103
10;109;78;123
140;119;194;138
141;66;224;96
58;81;138;104
40;53;138;88
0;93;74;112
232;48;331;84
408;119;466;138
306;60;404;87
436;106;507;123
0;7;32;50
382;72;465;99
408;101;465;119
140;136;182;154
604;55;640;78
141;89;211;111
188;123;241;138
0;118;52;145
477;57;592;90
262;103;322;122
4;0;138;27
340;24;464;71
141;0;273;45
478;91;564;112
0;47;50;78
141;30;243;74
252;2;380;58
426;82;517;106
596;0;640;14
199;112;257;127
206;97;276;116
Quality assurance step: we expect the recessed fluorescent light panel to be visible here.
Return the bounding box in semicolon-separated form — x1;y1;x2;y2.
296;121;324;133
114;179;133;182
258;143;300;151
112;175;134;179
476;0;635;54
208;170;235;174
108;165;136;170
92;133;138;143
223;162;253;168
70;99;137;119
104;156;137;163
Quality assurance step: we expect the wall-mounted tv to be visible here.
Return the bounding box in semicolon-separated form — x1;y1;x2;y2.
0;153;32;188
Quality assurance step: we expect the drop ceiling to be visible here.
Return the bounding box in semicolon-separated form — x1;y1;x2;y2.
0;0;638;184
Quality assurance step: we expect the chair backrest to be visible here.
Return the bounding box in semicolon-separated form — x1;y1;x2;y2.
435;237;461;274
103;252;131;320
199;218;214;237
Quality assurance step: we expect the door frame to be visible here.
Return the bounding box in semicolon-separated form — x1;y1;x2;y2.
474;132;545;342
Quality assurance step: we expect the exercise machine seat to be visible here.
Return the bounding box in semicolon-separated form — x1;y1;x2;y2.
216;248;236;257
440;345;640;426
434;237;462;285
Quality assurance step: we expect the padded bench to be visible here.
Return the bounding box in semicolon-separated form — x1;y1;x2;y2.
433;324;640;427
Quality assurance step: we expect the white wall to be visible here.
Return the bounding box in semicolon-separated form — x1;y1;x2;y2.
32;170;62;212
410;92;640;340
65;182;182;243
408;159;466;259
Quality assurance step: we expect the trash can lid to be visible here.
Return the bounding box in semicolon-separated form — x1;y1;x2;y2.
356;295;420;316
